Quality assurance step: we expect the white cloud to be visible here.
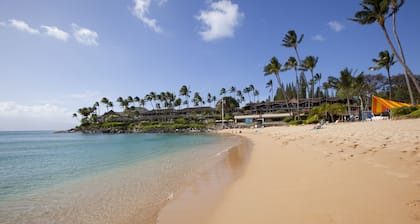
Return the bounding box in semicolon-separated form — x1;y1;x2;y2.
0;101;76;131
196;0;244;41
132;0;163;33
328;21;344;32
72;23;98;46
41;25;70;41
8;19;40;34
312;34;325;41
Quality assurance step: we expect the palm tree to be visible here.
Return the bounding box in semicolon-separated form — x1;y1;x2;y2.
179;85;191;108
134;96;141;107
314;73;322;97
253;90;260;102
284;56;301;119
140;99;145;108
108;101;114;111
207;93;213;105
220;88;226;97
192;92;202;107
328;68;355;117
369;50;396;99
266;80;273;101
94;101;100;115
174;98;182;109
350;0;419;104
243;87;251;103
212;95;217;107
236;90;243;104
100;97;110;112
264;57;289;112
229;86;236;97
127;96;133;108
301;56;319;103
282;30;304;64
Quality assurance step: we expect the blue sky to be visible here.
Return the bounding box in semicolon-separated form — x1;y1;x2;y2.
1;0;419;130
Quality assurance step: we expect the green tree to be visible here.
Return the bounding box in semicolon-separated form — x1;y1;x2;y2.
220;88;226;97
284;56;301;119
282;30;304;64
369;50;396;99
216;96;240;114
328;68;355;116
266;79;273;102
229;86;236;97
100;97;110;112
264;57;289;112
192;92;203;107
179;85;191;108
301;56;319;103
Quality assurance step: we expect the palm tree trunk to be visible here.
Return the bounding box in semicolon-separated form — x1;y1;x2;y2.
386;68;392;100
294;69;300;120
275;74;290;115
310;71;314;108
346;96;351;118
380;25;415;104
391;9;420;95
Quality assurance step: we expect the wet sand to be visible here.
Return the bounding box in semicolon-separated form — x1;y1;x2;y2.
159;119;420;224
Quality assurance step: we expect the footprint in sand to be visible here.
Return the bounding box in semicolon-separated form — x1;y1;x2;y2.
407;200;420;207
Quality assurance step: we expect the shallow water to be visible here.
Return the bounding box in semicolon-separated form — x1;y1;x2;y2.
0;131;240;224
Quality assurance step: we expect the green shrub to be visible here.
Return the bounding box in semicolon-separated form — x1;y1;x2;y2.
305;115;319;124
174;118;187;124
102;122;126;128
282;116;293;123
392;106;419;117
407;108;420;118
289;120;303;126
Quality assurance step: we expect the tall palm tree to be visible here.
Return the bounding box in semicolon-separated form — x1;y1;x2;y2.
236;90;243;104
253;90;260;102
264;57;289;112
314;73;322;97
369;50;396;99
243;87;251;103
266;79;273;101
174;98;182;109
127;96;133;108
229;86;236;97
328;68;355;117
94;101;100;115
301;56;319;103
220;88;226;97
350;0;419;104
108;101;114;111
100;97;110;112
282;30;304;64
192;92;203;107
207;93;213;105
284;56;300;119
179;85;191;108
134;96;141;107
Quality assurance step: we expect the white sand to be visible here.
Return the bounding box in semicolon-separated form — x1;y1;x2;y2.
207;119;420;224
159;119;420;224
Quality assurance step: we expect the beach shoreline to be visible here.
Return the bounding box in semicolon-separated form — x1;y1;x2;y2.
158;119;420;224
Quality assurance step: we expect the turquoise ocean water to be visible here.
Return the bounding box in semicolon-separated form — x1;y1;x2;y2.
0;131;239;224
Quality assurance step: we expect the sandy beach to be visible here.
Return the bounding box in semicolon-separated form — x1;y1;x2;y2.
159;119;420;224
